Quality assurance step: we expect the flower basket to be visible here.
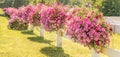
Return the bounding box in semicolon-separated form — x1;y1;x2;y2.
66;8;112;53
8;19;28;30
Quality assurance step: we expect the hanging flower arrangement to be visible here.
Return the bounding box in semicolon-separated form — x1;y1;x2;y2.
66;9;112;53
40;3;67;32
7;7;28;30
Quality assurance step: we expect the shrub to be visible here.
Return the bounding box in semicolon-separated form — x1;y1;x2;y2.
101;0;120;16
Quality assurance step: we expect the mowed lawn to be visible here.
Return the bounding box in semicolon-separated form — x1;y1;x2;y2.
0;9;120;57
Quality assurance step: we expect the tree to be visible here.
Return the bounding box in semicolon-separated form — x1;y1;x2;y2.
101;0;120;16
13;0;29;8
57;0;69;5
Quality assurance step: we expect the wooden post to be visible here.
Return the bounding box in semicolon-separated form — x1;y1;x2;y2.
57;29;62;47
104;48;120;57
30;24;34;31
40;25;44;37
91;48;100;57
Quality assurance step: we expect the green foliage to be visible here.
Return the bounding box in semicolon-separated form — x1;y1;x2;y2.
13;0;29;8
0;0;29;8
69;0;81;6
57;0;69;5
29;0;56;5
91;0;103;9
0;0;13;8
8;19;28;30
101;0;120;16
29;0;41;4
91;0;120;16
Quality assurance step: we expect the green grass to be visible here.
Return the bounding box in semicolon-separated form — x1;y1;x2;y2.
0;8;4;14
0;9;120;57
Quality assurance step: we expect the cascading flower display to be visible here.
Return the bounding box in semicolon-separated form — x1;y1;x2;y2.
17;6;27;22
66;9;112;53
40;4;67;31
7;7;28;30
24;3;43;26
5;3;44;30
3;3;113;52
3;7;18;18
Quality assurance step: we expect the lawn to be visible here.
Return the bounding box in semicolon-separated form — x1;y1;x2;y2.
0;9;120;57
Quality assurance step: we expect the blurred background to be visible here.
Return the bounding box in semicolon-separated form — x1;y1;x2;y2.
0;0;120;16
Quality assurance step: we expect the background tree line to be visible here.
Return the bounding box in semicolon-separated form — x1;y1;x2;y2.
0;0;120;16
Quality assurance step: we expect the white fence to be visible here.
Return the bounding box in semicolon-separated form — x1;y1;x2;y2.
65;35;120;57
33;16;120;57
105;16;120;34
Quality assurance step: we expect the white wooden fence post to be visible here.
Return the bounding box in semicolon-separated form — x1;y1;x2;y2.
91;48;100;57
40;25;44;37
104;48;120;57
57;29;62;47
30;24;34;31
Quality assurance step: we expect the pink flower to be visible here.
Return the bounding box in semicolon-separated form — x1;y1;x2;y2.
86;38;91;43
87;15;91;19
66;9;112;52
93;18;97;22
40;4;67;31
102;28;106;32
94;36;99;41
